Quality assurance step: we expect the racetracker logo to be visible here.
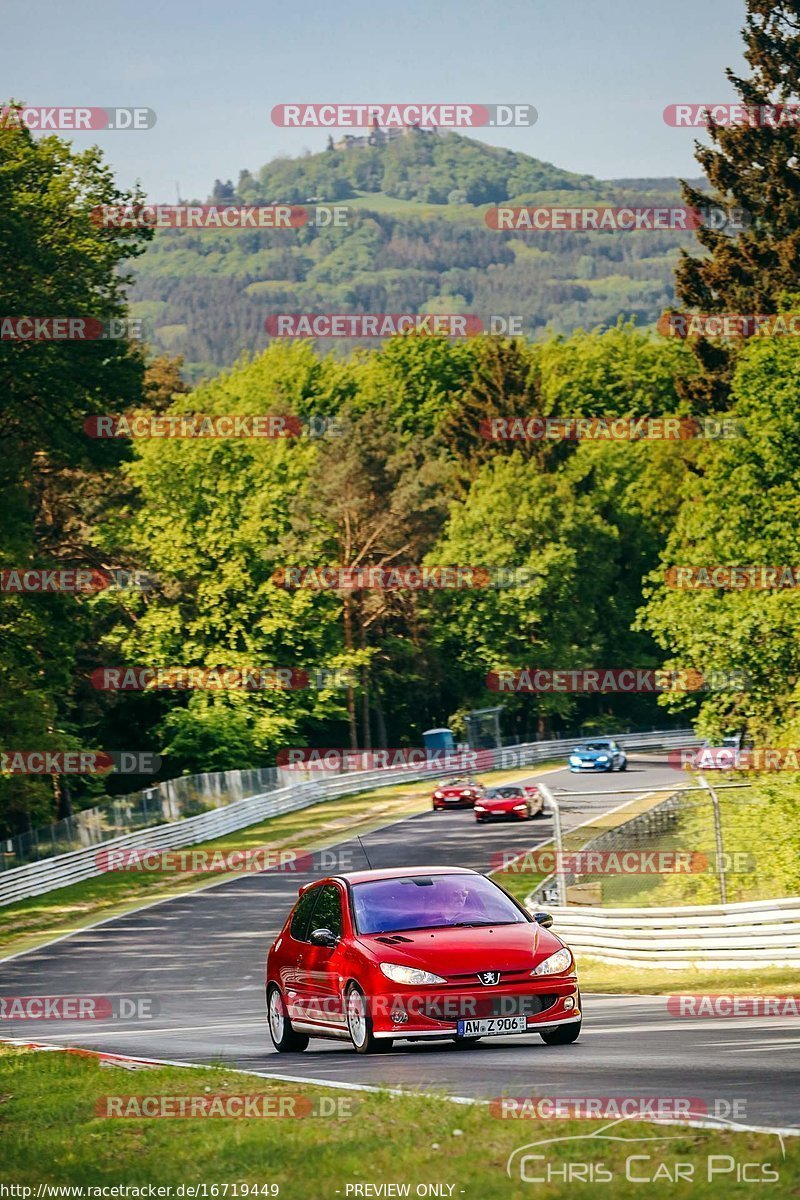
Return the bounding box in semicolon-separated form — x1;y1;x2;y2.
667;995;800;1018
265;313;486;338
95;846;365;874
659;313;800;338
490;849;710;874
0;318;143;341
277;748;494;770
90;667;355;691
0;568;155;592
670;746;800;771
480;417;741;441
271;103;537;128
0;751;160;774
84;414;341;439
490;1097;745;1120
271;566;537;590
96;1094;357;1118
487;668;750;693
665;565;800;589
90;205;333;229
486;206;703;232
664;103;800;127
0;995;159;1020
0;106;156;130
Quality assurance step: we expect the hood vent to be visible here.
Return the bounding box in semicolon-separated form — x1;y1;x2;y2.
374;934;414;944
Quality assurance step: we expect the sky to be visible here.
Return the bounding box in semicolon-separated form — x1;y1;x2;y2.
2;0;749;200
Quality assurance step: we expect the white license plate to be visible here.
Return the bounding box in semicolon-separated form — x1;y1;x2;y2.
457;1016;528;1037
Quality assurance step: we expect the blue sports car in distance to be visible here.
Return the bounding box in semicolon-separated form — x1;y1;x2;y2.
568;740;627;773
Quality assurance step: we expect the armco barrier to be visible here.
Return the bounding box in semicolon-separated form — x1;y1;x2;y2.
535;897;800;969
0;729;696;907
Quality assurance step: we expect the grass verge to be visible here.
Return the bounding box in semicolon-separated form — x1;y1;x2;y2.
576;958;800;996
0;1046;794;1198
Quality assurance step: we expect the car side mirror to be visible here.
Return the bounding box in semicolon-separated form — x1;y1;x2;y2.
310;927;338;948
533;911;554;928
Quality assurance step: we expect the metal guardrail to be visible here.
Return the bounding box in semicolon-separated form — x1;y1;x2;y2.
535;897;800;969
0;766;280;872
0;729;697;907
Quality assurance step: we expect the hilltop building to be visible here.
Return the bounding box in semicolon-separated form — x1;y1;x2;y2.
333;119;437;151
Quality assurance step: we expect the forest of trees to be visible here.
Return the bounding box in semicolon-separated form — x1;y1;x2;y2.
3;0;800;839
132;138;697;380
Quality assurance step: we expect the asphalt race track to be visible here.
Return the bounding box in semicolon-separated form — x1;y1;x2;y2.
1;754;798;1130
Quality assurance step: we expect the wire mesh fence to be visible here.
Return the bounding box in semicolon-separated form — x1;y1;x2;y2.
0;766;279;872
524;778;798;907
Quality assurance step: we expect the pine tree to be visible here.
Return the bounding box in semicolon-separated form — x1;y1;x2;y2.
675;0;800;407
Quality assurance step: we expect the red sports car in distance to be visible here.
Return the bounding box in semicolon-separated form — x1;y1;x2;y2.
474;784;544;822
431;776;484;810
266;866;581;1055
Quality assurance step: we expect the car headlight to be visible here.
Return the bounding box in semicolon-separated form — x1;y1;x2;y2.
596;755;608;762
433;791;443;799
569;755;580;764
474;804;486;811
513;803;527;810
532;947;573;976
379;963;447;985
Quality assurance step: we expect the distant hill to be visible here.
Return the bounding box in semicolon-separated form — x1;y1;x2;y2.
130;133;698;380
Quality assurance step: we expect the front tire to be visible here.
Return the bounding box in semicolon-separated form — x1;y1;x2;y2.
267;984;309;1053
619;759;627;772
540;1019;581;1045
346;983;383;1054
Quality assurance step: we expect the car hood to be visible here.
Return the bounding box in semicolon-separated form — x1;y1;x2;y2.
573;749;610;759
356;922;562;974
481;795;524;810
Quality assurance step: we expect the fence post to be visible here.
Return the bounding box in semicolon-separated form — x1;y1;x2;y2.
699;773;727;905
538;782;567;906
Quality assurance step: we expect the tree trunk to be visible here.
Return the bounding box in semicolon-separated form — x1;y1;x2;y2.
342;595;358;749
373;682;388;749
360;617;371;749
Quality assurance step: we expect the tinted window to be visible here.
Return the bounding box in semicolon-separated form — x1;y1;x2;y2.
309;884;343;939
351;874;527;935
290;886;321;942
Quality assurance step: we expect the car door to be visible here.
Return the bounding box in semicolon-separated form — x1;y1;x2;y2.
282;884;323;1024
297;883;348;1030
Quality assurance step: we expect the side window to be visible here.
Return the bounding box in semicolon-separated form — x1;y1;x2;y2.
308;884;343;939
290;886;321;942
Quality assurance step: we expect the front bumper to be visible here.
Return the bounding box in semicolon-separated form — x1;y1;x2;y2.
369;978;580;1038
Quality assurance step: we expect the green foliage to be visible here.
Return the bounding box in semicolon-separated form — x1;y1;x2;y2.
638;334;800;741
131;138;692;379
0;114;150;835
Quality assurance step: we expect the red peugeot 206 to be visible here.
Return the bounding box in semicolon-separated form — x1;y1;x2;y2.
265;866;581;1055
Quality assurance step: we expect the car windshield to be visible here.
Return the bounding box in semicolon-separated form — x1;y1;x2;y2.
578;742;611;751
485;787;522;799
351;874;527;935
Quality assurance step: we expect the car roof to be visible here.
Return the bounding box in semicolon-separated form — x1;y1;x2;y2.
331;866;478;886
